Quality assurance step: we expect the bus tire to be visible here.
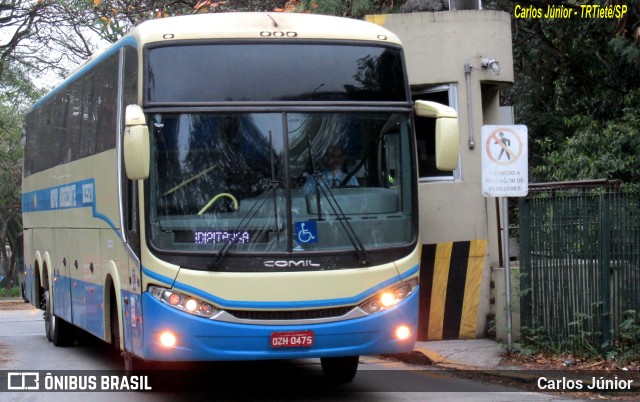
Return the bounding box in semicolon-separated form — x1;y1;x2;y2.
109;287;120;357
41;291;52;342
43;290;74;346
321;356;359;383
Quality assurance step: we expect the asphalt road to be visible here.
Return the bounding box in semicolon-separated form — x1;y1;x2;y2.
0;301;569;401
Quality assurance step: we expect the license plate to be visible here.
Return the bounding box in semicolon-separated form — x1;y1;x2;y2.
270;330;314;348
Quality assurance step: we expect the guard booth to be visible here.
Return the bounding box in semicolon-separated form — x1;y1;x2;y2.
366;6;515;340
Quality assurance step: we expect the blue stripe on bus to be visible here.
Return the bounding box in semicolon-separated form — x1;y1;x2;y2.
399;264;419;280
22;178;120;234
164;264;419;310
141;266;176;287
24;179;419;309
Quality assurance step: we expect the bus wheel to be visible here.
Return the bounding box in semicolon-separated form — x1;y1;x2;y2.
41;291;52;342
321;356;359;383
43;290;74;346
109;288;121;358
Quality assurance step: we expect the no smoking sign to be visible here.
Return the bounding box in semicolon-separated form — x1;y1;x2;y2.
481;125;528;197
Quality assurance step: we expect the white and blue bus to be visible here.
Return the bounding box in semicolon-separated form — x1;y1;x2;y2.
22;12;458;381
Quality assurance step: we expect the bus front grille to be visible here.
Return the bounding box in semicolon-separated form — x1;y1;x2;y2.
225;306;354;321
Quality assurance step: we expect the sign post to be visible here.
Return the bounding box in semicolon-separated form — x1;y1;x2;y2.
481;125;528;352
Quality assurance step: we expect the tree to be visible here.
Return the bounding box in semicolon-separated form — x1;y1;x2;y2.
492;0;640;183
534;90;640;183
274;0;399;17
0;0;49;79
1;0;111;82
0;62;42;287
279;0;640;184
86;0;287;43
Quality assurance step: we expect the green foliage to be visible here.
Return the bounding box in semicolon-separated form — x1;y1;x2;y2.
520;309;640;365
0;62;41;282
282;0;397;18
606;310;640;365
567;312;601;359
0;286;20;299
0;65;29;214
533;89;640;183
519;322;561;356
495;0;640;184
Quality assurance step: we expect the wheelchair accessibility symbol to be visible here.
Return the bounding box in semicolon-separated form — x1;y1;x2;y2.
295;221;318;244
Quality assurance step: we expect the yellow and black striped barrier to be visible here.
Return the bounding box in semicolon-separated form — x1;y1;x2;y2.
418;239;487;340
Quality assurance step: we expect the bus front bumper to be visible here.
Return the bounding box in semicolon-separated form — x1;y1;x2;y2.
136;291;418;362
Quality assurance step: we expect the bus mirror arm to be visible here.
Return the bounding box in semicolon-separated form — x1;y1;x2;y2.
413;100;460;172
123;105;150;180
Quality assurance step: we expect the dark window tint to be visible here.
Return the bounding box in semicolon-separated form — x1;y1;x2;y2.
146;43;407;103
413;89;455;178
24;47;135;176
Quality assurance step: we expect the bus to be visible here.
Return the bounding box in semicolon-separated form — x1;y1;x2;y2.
22;12;459;382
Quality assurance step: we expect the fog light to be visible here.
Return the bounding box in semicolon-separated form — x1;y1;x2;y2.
159;331;176;347
395;325;411;340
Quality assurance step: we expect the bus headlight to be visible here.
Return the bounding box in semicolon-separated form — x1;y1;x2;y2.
358;279;418;315
148;285;218;318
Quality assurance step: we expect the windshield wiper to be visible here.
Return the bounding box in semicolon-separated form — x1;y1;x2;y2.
316;177;369;266
208;130;281;270
207;180;280;270
304;126;368;265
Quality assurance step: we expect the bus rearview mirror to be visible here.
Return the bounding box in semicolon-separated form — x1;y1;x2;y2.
414;100;460;171
124;105;150;180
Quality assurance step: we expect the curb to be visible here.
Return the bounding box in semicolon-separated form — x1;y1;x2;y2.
403;348;640;394
413;346;495;370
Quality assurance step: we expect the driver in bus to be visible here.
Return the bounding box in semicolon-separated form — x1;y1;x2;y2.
304;145;359;195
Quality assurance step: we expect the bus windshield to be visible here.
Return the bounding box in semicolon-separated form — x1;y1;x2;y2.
145;43;407;103
149;112;416;255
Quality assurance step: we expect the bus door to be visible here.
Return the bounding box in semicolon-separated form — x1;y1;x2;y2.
123;254;143;355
